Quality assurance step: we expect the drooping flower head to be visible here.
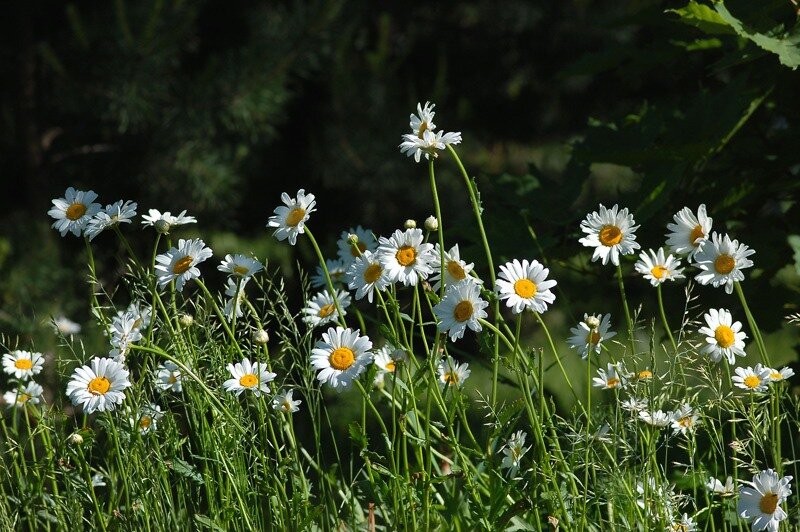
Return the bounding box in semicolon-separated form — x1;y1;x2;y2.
267;189;316;245
500;430;530;477
693;232;755;294
154;238;213;292
665;204;712;259
578;204;640;266
85;200;138;241
272;389;302;414
154;360;185;393
437;356;471;388
141;209;197;233
592;362;629;390
48;187;102;237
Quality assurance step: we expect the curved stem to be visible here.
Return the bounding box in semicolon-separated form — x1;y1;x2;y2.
305;227;347;328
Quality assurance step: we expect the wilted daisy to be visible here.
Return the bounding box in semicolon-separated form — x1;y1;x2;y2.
377;228;436;286
141;209;197;232
53;315;81;335
66;357;131;413
302;289;351;328
408;101;437;137
109;312;143;354
568;313;617;359
117;302;152;332
500;430;530;477
578;204;640;266
693;232;755;294
47;187;102;237
267;189;316;245
272;389;302;414
437;356;471;388
707;476;735;497
223;358;276;397
732;365;771;393
154;361;185;393
154;238;213;292
621;396;648;413
434;279;489;342
84;200;138;240
668;514;697;532
346;250;390;303
767;366;795;383
737;469;792;532
670;404;699;435
429;244;480;292
495;259;557;314
592;362;628;390
311;259;348;289
336;226;377;266
634;248;685;287
310;327;373;391
665;204;712;259
128;403;163;435
3;381;44;408
218;254;263;279
639;409;671;428
698;308;747;364
223;277;249;320
2;350;44;380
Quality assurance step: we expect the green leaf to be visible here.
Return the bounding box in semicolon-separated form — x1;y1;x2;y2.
788;235;800;275
348;422;368;449
667;1;735;36
170;458;204;485
715;3;800;69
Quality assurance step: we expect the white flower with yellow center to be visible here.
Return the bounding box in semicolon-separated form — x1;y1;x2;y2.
223;358;276;397
346;250;390;303
400;129;463;162
707;476;735;497
223;277;250;319
500;430;530;477
48;187;102;237
429;244;481;292
670;404;699;435
109;312;143;354
66;357;131;413
666;204;712;259
434;279;488;342
408;101;437;137
2;350;44;380
155;238;213;292
267;189;316;245
377;228;436;286
737;469;792;532
53;315;81;335
437;356;471;388
698;308;747;364
128;403;163;435
592;362;628;390
117;303;151;332
767;367;795;383
154;361;184;393
302;289;351;328
272;389;302;414
312;259;348;289
668;513;697;532
3;381;44;408
568;313;617;359
310;327;373;391
85;200;138;241
732;365;771;393
218;254;263;279
336;226;377;266
638;409;671;428
141;209;197;233
634;248;685;287
693;232;755;294
495;259;557;314
578;204;640;266
621;396;648;413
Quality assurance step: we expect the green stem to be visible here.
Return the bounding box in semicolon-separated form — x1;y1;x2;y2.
616;263;636;355
734;282;770;367
305;227;347;328
656;284;677;351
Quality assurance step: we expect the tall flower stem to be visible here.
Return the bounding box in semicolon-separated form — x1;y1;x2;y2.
616;264;636;355
656;285;677;351
305;227;347;328
734;282;770;367
428;160;446;297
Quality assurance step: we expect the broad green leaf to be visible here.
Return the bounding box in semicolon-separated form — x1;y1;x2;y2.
667;1;735;35
715;3;800;69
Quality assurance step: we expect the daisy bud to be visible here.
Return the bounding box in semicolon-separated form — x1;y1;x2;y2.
404;219;417;229
253;329;269;345
424;216;439;232
69;433;84;445
154;219;171;234
347;233;359;246
585;316;601;330
178;314;194;327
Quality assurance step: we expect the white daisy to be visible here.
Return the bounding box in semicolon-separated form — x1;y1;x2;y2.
66;357;131;413
666;205;713;259
568;313;617;359
693;232;755;294
670;404;699;435
578;204;641;266
141;209;197;233
592;362;628;390
47;187;102;237
154;238;213;292
495;259;557;314
109;312;143;353
437;356;471;388
767;367;795;383
218;254;263;279
668;513;697;532
408;101;437;137
311;259;348;289
732;365;771;393
346;250;390;303
621;396;648;413
154;361;185;393
500;430;530;477
267;189;316;245
272;389;302;414
223;277;250;320
336;226;377;266
128;403;163;435
433;279;488;342
3;381;44;408
310;327;373;391
373;345;408;375
302;289;351;328
400;128;463;163
634;248;685;287
639;409;671;428
737;469;792;532
84;200;138;240
698;308;747;364
429;244;480;292
222;358;276;397
707;476;735;497
53;315;81;335
117;302;152;332
2;350;45;380
377;228;436;286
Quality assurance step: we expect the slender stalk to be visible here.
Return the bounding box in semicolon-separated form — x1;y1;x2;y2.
656;285;677;351
305;227;347;328
616;263;636;355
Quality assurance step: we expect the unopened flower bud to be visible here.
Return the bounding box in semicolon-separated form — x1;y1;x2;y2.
424;216;438;232
178;314;194;327
347;233;359;246
69;433;84;445
253;329;269;345
154;219;171;234
404;219;417;229
585;315;600;330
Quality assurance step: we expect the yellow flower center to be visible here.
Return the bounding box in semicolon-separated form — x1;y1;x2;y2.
318;304;336;318
606;377;620;388
350;242;367;257
239;374;258;388
650;265;668;279
678;416;693;428
65;202;87;221
172;255;193;274
233;265;250;276
453;301;474;322
18;394;31;403
771;372;783;381
672;524;689;532
385;361;396;372
168;374;178;384
417;121;429;139
714;254;735;274
690;224;705;246
14;359;33;370
443;372;459;385
285;207;306;227
714;325;735;348
744;375;762;389
759;492;779;514
589;331;601;345
88;377;111;395
637;370;652;380
513;279;537;299
363;263;383;283
281;400;292;412
139;416;152;429
599;225;623;247
329;347;355;371
446;260;466;281
396;246;416;267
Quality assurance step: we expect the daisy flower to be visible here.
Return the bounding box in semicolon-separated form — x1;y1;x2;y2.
665;204;713;259
670;404;699;435
639;409;671;428
429;244;480;292
698;308;747;364
408;101;437;138
336;226;377;266
434;279;489;342
128;403;163;435
767;367;795;383
109;312;144;352
578;204;640;266
311;259;348;289
223;277;249;320
53;315;81;335
154;361;185;393
2;350;44;380
377;228;436;287
500;430;530;477
495;259;557;314
3;381;44;408
66;357;131;413
84;200;138;240
732;365;771;393
668;514;697;532
568;313;617;359
346;250;390;303
272;389;302;414
310;327;373;391
267;189;316;245
373;345;408;375
302;289;351;328
621;396;648;413
693;232;755;294
47;187;102;237
117;302;152;331
141;209;197;233
737;469;792;532
634;248;685;287
437;356;471;388
154;238;213;292
707;476;735;497
400;129;463;163
222;358;276;397
592;362;628;390
218;254;263;279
